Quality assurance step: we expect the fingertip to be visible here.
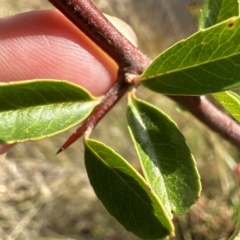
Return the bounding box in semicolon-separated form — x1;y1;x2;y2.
0;10;118;96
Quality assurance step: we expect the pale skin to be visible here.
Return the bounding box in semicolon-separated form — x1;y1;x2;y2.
0;9;118;154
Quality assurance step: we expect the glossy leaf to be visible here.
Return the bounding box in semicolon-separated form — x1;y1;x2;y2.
127;94;201;216
213;91;240;122
140;17;240;95
199;0;240;125
84;139;174;240
0;80;100;143
199;0;239;30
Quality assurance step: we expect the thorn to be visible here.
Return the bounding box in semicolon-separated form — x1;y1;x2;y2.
56;131;82;154
56;72;132;155
56;147;64;155
56;123;87;154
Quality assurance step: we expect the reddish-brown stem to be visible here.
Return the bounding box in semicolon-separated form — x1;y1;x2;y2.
48;0;240;153
47;0;151;73
170;96;240;149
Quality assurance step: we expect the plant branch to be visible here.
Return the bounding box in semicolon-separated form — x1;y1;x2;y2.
170;96;240;149
48;0;240;152
48;0;151;73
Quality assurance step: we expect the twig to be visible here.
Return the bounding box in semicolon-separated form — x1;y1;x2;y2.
170;96;240;149
47;0;240;152
47;0;151;72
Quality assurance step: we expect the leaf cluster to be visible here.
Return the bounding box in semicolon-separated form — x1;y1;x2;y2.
1;0;240;239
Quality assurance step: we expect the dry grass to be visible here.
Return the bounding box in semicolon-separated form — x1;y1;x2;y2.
1;0;240;239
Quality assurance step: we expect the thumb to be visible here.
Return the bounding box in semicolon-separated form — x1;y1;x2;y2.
0;9;118;96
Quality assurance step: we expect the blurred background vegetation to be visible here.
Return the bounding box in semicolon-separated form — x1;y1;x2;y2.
1;0;240;239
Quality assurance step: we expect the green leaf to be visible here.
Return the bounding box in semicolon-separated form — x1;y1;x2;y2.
84;139;174;240
0;79;100;143
140;17;240;95
127;94;201;216
213;91;240;122
199;0;239;30
199;1;240;125
229;204;240;240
